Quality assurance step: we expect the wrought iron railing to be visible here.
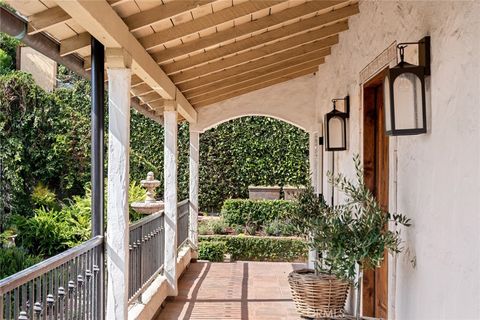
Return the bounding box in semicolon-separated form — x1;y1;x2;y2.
0;236;103;320
177;200;189;249
128;211;164;304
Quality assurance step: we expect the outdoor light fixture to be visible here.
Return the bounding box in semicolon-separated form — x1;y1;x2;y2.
384;36;431;136
324;96;349;151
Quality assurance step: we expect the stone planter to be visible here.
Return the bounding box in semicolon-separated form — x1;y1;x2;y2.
283;186;306;201
248;186;281;200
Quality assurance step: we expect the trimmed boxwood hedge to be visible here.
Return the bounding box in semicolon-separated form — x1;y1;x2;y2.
199;235;307;262
221;199;295;229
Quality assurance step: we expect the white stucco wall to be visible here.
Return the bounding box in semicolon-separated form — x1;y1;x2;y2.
315;1;480;319
190;73;319;133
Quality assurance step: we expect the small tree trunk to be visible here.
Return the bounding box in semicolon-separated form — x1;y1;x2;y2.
356;267;362;320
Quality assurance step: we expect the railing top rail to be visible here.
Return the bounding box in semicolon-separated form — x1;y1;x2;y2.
0;235;103;295
177;199;189;207
129;210;164;231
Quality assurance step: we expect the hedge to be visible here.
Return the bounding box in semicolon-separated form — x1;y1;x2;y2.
198;241;227;262
221;199;295;229
199;235;307;262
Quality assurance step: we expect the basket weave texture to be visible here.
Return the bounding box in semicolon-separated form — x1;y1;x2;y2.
288;269;350;319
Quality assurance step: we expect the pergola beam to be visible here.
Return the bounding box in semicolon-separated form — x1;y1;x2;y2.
177;46;331;91
152;1;345;63
160;4;358;74
187;57;326;103
60;32;91;56
185;56;325;99
139;0;286;51
173;33;339;83
56;0;197;123
194;67;318;108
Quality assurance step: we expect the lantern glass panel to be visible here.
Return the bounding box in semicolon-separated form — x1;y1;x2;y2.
393;72;423;130
328;116;345;149
383;75;391;132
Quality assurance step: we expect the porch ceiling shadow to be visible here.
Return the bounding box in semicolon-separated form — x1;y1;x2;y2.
6;0;359;122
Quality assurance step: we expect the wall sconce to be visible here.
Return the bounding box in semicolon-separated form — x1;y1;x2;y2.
384;36;431;136
324;96;349;151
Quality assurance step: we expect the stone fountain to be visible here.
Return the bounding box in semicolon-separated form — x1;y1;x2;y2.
131;172;164;215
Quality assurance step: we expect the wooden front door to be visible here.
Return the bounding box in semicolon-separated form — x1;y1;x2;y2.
362;73;389;319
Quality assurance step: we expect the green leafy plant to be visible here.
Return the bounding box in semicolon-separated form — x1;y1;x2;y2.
221;199;295;232
200;235;307;262
323;155;411;281
198;240;227;262
31;183;59;211
265;218;296;237
0;246;42;279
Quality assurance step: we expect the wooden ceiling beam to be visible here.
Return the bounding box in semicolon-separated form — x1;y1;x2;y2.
152;1;345;63
140;0;285;51
56;0;197;123
60;33;91;56
160;4;358;73
188;58;324;104
173;32;339;83
193;67;318;108
61;0;213;57
27;6;71;35
125;0;215;32
177;46;331;91
130;83;154;97
139;92;163;104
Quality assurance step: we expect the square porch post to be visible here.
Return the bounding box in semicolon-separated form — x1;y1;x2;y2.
164;101;178;296
105;48;132;320
189;130;200;249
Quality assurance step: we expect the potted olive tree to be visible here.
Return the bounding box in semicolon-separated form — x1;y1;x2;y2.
288;155;410;319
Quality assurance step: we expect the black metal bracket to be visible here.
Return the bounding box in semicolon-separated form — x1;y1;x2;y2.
318;136;324;146
397;36;431;76
331;95;350;118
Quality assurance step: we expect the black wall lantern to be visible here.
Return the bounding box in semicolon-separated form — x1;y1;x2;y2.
384;36;431;136
324;96;350;151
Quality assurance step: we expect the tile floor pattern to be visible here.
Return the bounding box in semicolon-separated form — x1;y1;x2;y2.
156;261;305;320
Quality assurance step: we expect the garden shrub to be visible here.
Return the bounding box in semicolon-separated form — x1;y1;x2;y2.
199;235;307;262
198;240;227;262
221;199;295;231
265;219;296;237
0;246;42;279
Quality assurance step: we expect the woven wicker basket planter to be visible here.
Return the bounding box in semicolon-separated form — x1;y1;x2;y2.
288;269;350;319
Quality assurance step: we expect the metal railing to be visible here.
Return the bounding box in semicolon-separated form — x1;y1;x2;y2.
177;200;189;249
128;211;165;304
0;236;103;320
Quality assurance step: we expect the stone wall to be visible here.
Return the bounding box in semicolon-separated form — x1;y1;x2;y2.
315;1;480;319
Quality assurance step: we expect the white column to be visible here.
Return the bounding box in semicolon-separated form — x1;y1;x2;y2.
105;49;131;320
164;101;178;296
189;130;200;249
308;131;319;270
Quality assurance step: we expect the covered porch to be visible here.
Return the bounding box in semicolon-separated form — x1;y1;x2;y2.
0;0;479;320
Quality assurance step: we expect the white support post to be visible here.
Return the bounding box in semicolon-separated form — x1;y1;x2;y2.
189;130;200;249
164;101;178;296
308;131;319;270
105;48;131;320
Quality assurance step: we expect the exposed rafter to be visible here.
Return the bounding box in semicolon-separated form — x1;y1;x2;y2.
164;22;345;77
194;67;318;108
151;1;345;63
188;58;325;104
177;46;331;91
173;33;339;83
139;0;286;51
27;6;71;35
56;0;197;123
60;0;215;57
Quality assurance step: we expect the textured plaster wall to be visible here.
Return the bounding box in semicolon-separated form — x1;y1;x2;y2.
190;73;319;133
315;1;480;319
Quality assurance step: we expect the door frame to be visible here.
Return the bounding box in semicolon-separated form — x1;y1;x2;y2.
362;68;390;319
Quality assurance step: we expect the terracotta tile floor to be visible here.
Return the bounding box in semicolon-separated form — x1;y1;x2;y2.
156;261;305;320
